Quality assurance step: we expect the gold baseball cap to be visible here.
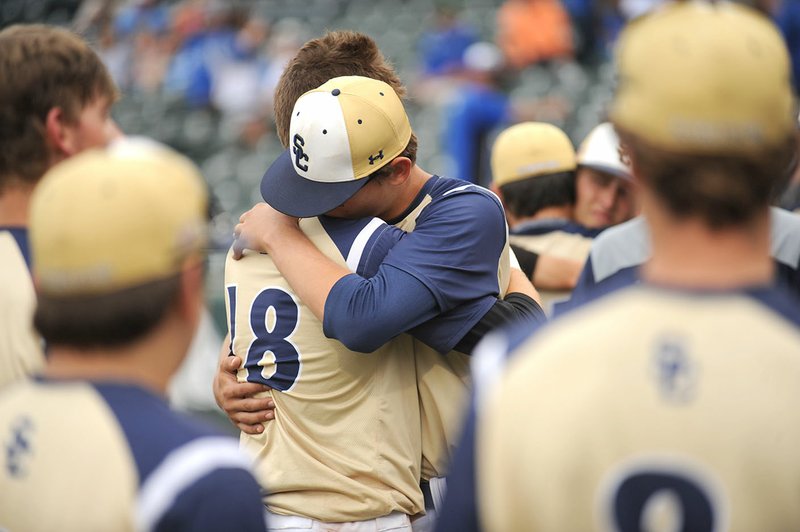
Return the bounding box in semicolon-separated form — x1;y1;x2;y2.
31;138;209;296
611;1;796;154
491;122;576;187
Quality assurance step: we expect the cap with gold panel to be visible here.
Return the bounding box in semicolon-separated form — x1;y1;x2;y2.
30;137;209;297
610;0;796;154
261;75;413;217
490;122;576;188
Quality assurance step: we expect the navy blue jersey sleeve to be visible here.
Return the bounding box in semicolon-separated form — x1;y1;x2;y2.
323;264;440;353
382;190;507;311
153;468;266;532
322;189;507;353
318;216;406;278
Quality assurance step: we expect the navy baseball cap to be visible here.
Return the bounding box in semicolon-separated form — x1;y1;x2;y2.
260;75;412;217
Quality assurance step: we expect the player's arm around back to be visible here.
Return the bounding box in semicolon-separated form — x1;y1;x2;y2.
212;332;275;434
233;202;352;321
323;187;510;352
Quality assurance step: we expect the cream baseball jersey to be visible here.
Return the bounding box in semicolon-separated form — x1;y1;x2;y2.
0;228;45;388
439;285;800;531
0;379;266;532
509;219;597;314
225;215;423;522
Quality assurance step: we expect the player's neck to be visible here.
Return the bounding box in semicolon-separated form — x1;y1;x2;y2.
44;319;188;397
643;206;773;290
384;164;433;221
0;180;36;226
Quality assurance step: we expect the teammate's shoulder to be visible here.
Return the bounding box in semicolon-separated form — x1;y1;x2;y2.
591;215;649;254
91;382;237;477
430;175;502;203
746;284;800;328
589;216;650;281
424;176;505;222
769;206;800;267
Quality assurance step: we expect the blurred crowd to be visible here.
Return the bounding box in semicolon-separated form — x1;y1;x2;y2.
4;0;798;213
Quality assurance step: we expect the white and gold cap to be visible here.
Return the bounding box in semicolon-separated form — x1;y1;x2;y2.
261;75;412;217
576;122;632;180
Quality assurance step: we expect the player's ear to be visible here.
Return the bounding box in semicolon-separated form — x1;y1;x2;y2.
44;107;79;159
384;157;412;185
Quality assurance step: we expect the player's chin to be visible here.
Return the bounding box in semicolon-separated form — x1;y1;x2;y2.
589;211;612;228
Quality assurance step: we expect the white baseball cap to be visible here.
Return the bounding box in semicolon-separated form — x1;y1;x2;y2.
576;122;632;180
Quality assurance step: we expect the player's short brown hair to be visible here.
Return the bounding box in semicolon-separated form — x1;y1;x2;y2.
34;275;183;349
618;128;797;229
273;30;416;157
499;171;576;219
0;24;118;189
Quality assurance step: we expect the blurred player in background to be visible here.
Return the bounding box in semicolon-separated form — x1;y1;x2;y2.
439;3;800;530
0;24;121;388
494;121;637;312
0;139;267;531
567;150;800;309
491;121;597;313
573;121;637;230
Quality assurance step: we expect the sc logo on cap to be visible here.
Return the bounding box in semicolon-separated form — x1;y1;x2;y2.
293;134;309;171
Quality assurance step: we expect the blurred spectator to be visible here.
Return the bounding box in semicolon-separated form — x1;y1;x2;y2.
758;0;800;96
496;0;573;69
114;0;170;37
562;0;597;63
210;17;270;124
163;2;243;107
443;42;513;185
419;5;478;77
259;17;309;116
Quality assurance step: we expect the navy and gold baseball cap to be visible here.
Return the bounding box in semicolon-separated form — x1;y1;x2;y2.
261;76;412;217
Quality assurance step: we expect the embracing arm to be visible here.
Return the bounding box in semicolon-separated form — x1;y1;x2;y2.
511;243;582;291
233;203;349;321
212;333;275;435
233;203;442;352
453;268;546;355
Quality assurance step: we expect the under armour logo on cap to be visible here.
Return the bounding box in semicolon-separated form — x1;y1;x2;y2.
368;150;384;165
293;134;309;172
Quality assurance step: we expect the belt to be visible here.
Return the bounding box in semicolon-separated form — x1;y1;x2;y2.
420;480;435;511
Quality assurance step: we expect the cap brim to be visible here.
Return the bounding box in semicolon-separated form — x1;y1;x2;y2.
260;150;370;217
578;162;633;181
